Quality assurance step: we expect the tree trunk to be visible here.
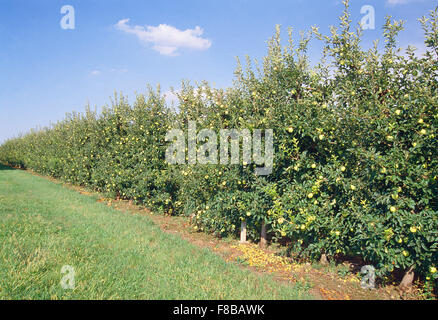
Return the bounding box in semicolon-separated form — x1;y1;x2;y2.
320;254;328;265
240;220;248;243
260;221;267;248
400;267;415;288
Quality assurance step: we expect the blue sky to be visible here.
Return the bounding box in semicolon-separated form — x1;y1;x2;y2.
0;0;436;142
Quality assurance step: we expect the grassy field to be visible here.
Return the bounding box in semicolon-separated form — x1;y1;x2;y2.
0;164;312;299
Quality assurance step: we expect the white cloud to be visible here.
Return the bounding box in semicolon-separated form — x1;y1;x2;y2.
115;19;212;56
163;90;180;106
90;70;101;75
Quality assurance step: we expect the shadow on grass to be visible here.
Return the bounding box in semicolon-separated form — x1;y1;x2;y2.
0;164;15;171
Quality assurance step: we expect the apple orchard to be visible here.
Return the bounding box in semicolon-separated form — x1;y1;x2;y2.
0;3;436;289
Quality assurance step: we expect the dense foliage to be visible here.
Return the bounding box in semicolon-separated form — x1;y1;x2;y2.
1;2;437;286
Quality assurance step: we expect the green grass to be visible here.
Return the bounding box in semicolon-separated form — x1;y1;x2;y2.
0;164;312;299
